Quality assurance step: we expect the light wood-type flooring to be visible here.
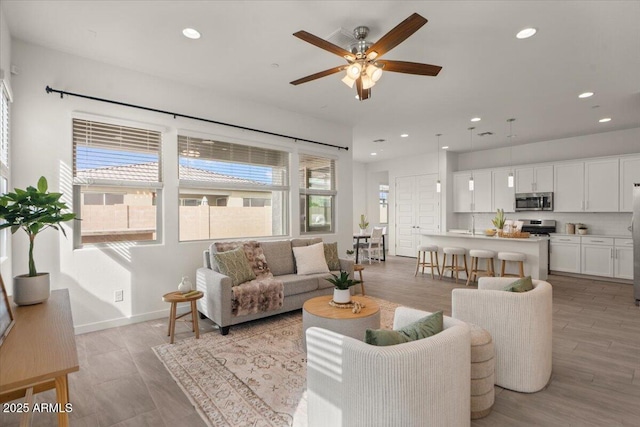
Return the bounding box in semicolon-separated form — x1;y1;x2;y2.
1;255;638;426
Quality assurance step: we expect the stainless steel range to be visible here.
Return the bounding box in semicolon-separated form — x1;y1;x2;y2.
519;219;557;236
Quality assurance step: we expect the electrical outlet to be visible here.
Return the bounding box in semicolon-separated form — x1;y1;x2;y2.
114;290;124;302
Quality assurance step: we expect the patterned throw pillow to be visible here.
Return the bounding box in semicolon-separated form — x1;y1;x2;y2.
212;247;256;286
365;311;444;346
214;241;272;279
323;242;341;271
503;276;534;292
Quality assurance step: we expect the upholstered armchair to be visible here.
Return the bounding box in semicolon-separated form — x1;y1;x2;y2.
452;277;552;393
306;307;471;427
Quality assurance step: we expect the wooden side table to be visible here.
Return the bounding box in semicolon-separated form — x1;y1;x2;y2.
162;291;204;344
353;264;366;295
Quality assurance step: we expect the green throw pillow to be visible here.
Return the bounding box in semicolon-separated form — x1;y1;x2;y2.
365;311;444;346
212;247;256;286
324;242;341;271
503;276;534;293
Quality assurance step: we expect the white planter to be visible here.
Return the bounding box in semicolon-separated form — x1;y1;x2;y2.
333;288;352;304
13;273;51;305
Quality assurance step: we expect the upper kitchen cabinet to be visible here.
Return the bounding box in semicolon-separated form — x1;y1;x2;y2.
515;165;553;193
492;169;515;212
554;162;584;212
619;155;640;212
453;170;492;213
584;158;619;212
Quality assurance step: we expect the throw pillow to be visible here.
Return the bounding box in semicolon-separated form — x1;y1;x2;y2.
212;247;256;286
292;242;330;275
365;311;444;346
323;242;341;271
503;276;534;292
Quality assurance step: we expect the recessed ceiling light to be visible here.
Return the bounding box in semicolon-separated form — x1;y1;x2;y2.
400;133;409;138
182;28;201;39
442;146;449;150
470;117;481;122
371;152;378;156
578;92;594;98
599;117;612;123
516;27;537;39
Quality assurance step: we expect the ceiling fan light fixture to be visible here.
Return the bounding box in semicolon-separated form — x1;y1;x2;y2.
347;63;362;78
366;63;383;82
367;51;379;60
342;74;356;88
361;74;375;90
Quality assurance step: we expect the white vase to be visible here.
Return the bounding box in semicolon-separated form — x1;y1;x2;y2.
13;273;50;305
359;228;367;235
178;276;192;293
333;288;351;303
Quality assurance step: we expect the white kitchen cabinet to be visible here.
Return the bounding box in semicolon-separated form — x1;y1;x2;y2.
492;169;515;212
554;162;584;212
581;237;614;277
550;235;581;273
453;170;492;213
515;165;553;193
619;155;640;212
584;159;619;212
614;238;634;280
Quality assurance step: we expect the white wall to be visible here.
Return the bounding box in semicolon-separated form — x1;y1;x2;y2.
9;39;353;333
0;8;12;283
352;161;366;231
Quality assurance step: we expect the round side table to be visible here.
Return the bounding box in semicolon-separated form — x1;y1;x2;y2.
162;291;204;344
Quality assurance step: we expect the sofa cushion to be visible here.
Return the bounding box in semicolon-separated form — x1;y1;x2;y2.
261;240;295;276
278;274;321;296
214;241;272;279
291;238;323;273
293;242;330;275
211;247;256;286
323;242;341;271
503;276;534;293
365;311;444;346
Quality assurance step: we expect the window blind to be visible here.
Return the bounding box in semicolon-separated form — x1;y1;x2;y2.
73;118;162;184
0;82;9;169
299;153;336;192
178;135;288;188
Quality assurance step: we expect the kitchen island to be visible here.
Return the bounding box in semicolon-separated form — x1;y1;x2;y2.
421;232;549;280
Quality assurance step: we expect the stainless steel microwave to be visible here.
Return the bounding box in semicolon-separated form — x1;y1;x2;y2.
515;192;553;211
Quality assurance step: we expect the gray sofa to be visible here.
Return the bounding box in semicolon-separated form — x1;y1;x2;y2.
196;238;354;335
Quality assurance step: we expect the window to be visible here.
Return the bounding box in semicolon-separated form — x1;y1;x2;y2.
299;153;336;233
0;79;11;259
178;135;289;241
379;184;389;224
72;118;163;245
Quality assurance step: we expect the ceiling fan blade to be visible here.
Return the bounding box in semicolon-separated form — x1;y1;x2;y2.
290;65;346;85
377;60;442;76
365;13;428;58
355;78;371;100
293;30;354;59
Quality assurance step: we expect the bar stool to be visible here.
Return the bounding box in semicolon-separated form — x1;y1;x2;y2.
497;252;526;278
440;247;468;284
415;245;440;278
467;249;496;286
353;264;366;295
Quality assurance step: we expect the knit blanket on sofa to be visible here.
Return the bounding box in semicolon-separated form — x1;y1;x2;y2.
231;276;284;317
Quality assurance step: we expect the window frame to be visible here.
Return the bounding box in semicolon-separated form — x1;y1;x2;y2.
0;78;12;260
299;152;337;235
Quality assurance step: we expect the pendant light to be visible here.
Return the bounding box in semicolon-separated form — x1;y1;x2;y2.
468;127;475;191
436;133;442;193
507;118;515;188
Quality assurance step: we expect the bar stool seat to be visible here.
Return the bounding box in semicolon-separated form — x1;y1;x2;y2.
467;249;496;286
440;247;468;284
497;252;526;278
415;245;440;278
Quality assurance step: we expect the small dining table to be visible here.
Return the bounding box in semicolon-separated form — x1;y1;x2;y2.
353;232;386;264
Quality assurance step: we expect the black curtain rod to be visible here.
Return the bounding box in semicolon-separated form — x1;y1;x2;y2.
45;86;348;151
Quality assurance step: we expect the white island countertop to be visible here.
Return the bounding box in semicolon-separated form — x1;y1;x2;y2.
423;232;550;242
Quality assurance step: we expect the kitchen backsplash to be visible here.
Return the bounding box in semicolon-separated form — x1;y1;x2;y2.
455;212;633;237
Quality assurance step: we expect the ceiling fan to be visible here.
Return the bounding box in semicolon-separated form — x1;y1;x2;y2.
290;13;442;101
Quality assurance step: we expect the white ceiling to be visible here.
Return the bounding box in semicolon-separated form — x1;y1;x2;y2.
3;1;640;162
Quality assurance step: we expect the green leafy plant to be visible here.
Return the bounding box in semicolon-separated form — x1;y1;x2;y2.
325;270;361;290
346;249;355;256
358;214;369;230
491;208;506;230
0;176;76;277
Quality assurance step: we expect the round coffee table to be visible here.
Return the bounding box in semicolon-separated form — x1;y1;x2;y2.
162;290;204;344
302;295;380;349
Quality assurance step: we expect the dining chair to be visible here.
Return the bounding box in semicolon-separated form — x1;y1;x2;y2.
361;226;384;264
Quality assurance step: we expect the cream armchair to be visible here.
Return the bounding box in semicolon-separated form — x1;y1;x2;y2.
306;307;471;427
452;277;552;393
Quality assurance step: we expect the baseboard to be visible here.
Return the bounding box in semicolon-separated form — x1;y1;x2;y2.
74;306;192;335
550;270;633;285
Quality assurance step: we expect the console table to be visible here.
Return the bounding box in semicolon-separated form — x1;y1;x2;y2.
0;289;79;427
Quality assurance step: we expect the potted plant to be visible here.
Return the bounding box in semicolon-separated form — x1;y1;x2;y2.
358;214;369;234
325;270;361;304
492;209;506;233
0;176;76;305
345;249;355;259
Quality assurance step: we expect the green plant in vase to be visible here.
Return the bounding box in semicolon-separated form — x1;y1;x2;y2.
492;208;506;231
326;270;361;303
358;214;369;233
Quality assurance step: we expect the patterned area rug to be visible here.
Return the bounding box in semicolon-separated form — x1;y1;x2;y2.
153;297;400;427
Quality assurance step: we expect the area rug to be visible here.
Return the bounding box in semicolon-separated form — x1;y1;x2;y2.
153;297;400;427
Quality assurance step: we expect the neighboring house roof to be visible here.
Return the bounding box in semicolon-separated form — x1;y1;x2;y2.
76;162;264;185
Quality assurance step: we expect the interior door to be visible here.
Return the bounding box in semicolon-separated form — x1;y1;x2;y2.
395;174;440;257
395;176;416;257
